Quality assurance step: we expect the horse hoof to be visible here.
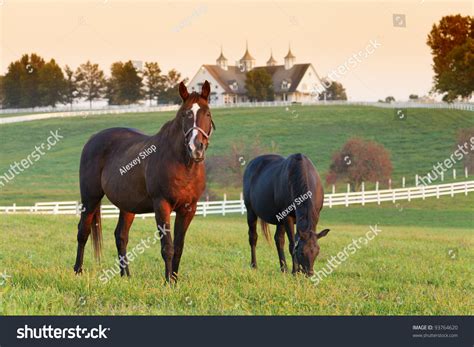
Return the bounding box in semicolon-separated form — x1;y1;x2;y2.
120;270;131;277
74;267;83;275
163;278;177;287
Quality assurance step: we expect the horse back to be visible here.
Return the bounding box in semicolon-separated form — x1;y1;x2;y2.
79;127;154;212
243;153;323;225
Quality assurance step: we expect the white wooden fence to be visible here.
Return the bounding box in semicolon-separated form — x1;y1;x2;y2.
1;180;472;219
1;100;472;124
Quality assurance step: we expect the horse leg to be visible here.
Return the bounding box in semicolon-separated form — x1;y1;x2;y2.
284;218;297;274
74;199;101;274
247;208;258;268
114;211;135;277
172;207;196;281
275;225;287;272
153;199;173;282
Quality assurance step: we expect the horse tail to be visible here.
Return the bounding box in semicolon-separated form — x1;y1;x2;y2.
259;218;271;243
91;204;103;262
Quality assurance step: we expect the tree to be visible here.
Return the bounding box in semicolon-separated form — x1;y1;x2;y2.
63;65;79;109
205;136;279;188
143;62;165;105
455;128;474;172
159;69;187;104
409;94;419;100
75;61;106;109
3;53;45;108
436;38;474;102
385;96;395;103
319;80;347;100
245;68;274;102
326;137;393;191
38;59;65;107
0;75;5;107
106;61;143;105
427;15;473;102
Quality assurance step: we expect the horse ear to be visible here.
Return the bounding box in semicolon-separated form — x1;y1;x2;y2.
317;229;330;239
179;81;189;101
201;80;210;100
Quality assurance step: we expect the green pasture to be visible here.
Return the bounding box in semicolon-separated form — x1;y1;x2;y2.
0;105;473;204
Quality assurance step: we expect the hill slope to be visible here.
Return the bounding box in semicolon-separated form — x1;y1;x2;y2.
0;105;472;204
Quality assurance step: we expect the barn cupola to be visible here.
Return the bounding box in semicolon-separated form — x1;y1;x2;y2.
284;45;296;70
239;41;256;72
266;49;278;66
216;46;228;70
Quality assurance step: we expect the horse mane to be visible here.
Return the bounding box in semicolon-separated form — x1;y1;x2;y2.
288;153;317;231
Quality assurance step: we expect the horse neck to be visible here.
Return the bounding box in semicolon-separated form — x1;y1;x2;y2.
154;116;187;164
288;157;316;232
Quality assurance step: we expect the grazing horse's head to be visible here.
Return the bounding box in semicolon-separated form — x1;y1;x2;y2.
294;228;330;276
178;80;216;163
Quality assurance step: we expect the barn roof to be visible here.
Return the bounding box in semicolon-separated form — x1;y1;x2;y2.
203;63;312;94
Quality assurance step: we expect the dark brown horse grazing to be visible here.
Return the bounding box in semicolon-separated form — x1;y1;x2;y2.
243;153;330;276
73;81;215;282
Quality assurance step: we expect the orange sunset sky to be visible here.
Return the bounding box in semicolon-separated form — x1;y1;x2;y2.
1;0;472;101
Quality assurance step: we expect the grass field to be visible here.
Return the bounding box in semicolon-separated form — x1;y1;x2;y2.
0;194;472;315
0;105;473;204
0;105;472;315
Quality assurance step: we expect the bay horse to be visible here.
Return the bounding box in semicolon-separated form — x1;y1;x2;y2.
73;81;215;282
243;153;330;276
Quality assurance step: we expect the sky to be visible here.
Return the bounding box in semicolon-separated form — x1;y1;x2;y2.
1;0;472;101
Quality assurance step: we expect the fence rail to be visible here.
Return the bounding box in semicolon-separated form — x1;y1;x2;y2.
1;100;472;124
1;181;472;218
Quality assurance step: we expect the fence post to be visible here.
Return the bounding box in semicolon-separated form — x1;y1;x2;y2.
388;178;392;190
465;167;468;178
441;171;444;182
223;193;226;216
361;182;365;206
451;184;454;197
408;188;411;202
332;185;335;194
345;184;350;207
415;174;419;186
422;184;425;200
203;200;207;217
402;177;405;188
13;203;16;213
453;169;456;180
375;181;379;191
329;194;332;208
240;192;245;214
465;182;468;196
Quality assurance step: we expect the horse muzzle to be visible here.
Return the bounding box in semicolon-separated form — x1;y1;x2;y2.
188;148;205;162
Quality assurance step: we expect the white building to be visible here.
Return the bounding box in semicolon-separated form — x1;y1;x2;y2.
187;44;324;104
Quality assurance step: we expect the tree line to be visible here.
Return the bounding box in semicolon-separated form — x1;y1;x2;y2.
0;54;187;109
